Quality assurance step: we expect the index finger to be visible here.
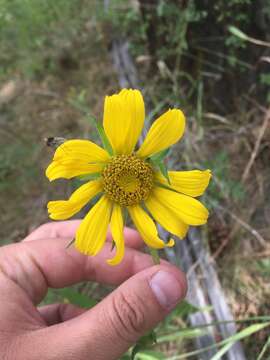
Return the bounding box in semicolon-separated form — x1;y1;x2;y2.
23;220;143;249
0;234;175;305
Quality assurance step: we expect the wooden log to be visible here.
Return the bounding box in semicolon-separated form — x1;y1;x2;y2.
106;3;246;358
175;228;246;360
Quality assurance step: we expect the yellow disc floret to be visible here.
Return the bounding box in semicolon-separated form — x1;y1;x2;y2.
102;155;154;206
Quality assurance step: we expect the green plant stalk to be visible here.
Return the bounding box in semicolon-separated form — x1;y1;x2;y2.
149;248;160;265
257;335;270;360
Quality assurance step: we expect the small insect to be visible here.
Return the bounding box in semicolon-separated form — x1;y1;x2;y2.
45;137;66;149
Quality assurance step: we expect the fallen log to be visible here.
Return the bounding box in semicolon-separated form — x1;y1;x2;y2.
108;20;246;360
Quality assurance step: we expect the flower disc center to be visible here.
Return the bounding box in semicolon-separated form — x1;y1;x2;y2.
102;155;154;206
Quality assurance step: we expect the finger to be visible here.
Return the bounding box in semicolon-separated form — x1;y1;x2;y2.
23;221;143;249
38;303;86;326
107;227;143;250
23;220;82;241
21;265;187;360
0;237;170;304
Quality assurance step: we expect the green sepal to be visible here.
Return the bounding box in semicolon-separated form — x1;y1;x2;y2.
131;330;157;360
122;207;128;225
154;181;174;192
148;247;160;265
149;148;170;163
111;240;116;251
148;148;171;185
85;113;113;156
93;117;114;156
77;172;101;181
68;97;113;155
157;161;171;185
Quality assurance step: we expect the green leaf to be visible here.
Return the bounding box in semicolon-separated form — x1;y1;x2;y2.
162;300;202;328
57;287;98;309
43;288;58;305
131;331;157;360
211;342;234;360
228;25;248;41
174;300;200;317
120;355;131;360
158;328;208;343
135;350;166;360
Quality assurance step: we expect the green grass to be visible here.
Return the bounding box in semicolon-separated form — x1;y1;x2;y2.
0;0;97;77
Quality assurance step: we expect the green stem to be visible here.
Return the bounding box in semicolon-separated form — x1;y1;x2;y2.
149;248;160;265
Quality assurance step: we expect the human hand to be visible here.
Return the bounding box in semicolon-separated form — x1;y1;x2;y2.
0;220;187;360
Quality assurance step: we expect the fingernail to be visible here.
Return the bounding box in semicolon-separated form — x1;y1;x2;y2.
149;270;183;310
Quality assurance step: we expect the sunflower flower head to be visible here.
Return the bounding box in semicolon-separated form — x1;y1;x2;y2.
102;154;154;205
46;89;211;265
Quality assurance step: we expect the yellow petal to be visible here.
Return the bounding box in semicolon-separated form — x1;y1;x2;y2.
152;187;209;226
145;194;189;239
128;205;174;249
75;196;112;256
103;89;145;154
137;108;185;158
107;204;125;266
53;139;110;163
47;179;103;220
156;169;211;197
46;160;104;181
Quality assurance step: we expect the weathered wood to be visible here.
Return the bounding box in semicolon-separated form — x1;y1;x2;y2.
179;228;246;360
166;230;218;359
107;3;246;358
111;39;139;89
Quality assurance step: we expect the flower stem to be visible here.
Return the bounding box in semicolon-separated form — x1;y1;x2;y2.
149;248;160;265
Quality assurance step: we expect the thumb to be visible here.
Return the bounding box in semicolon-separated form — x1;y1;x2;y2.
69;265;186;359
21;265;186;360
89;266;187;352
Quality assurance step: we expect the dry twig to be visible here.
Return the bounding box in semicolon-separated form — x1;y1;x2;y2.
216;204;266;247
241;108;270;183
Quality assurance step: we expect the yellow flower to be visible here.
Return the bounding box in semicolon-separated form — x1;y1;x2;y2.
46;89;211;265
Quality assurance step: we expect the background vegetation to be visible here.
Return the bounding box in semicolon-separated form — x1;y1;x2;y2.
0;0;269;358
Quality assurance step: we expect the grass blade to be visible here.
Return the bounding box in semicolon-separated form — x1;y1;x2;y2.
209;322;270;360
257;335;270;360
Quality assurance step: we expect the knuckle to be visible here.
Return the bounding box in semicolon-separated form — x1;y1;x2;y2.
36;222;54;236
109;291;146;343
